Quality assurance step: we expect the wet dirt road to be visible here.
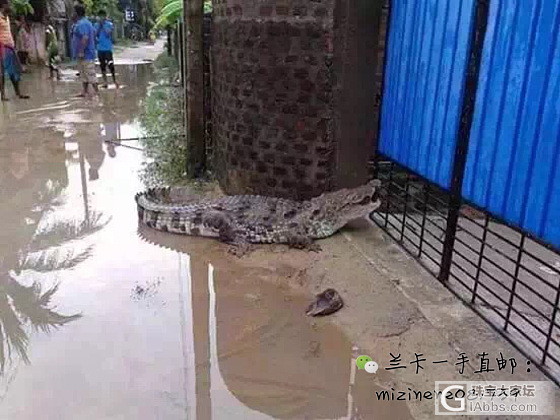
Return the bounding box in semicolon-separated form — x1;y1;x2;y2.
0;62;412;419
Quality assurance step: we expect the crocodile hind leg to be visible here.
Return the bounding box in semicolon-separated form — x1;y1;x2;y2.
227;240;255;257
201;211;254;256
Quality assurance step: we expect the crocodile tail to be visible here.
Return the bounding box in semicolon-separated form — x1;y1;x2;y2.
135;188;169;212
135;192;145;223
135;188;204;231
135;189;168;225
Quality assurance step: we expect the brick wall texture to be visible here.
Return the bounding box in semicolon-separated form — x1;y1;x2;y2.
211;0;337;200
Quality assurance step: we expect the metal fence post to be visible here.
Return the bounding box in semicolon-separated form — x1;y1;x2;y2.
438;0;491;282
375;0;391;159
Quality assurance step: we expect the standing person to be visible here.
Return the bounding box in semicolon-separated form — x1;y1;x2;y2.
72;3;98;98
45;17;61;80
15;16;31;72
0;0;29;100
94;10;118;88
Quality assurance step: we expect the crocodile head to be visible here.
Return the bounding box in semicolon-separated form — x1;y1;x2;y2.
310;179;382;231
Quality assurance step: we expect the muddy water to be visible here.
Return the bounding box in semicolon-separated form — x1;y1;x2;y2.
0;64;411;419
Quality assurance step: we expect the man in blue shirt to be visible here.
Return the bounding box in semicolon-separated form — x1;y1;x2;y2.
72;3;98;97
94;10;118;88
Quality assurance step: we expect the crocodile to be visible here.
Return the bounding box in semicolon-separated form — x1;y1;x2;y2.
134;179;381;252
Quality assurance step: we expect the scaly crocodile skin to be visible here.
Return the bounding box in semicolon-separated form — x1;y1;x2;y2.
135;179;381;246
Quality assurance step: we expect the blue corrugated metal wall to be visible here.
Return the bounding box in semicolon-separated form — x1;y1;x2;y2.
379;0;477;189
463;0;560;247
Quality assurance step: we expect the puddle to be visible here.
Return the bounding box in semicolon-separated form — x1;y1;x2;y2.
131;278;163;301
0;54;412;419
139;227;413;419
197;261;412;419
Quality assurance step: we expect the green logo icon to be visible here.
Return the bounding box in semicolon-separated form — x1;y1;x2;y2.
356;355;372;370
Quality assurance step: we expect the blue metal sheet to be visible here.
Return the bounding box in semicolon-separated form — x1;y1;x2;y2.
379;0;477;189
463;0;560;248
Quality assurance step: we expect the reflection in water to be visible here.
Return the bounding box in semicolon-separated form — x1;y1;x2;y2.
78;135;106;182
25;214;108;257
207;263;269;420
99;106;122;159
0;61;209;416
0;205;107;379
206;261;411;419
0;274;81;374
142;226;412;419
102;122;121;158
0;70;130;381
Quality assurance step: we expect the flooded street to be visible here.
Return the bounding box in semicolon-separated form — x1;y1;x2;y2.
0;49;412;419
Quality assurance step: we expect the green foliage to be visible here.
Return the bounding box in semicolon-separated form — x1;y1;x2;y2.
82;0;93;14
95;0;122;18
12;0;34;17
153;50;179;73
83;0;123;20
154;0;180;28
138;53;187;187
149;0;164;18
155;0;212;29
146;0;161;30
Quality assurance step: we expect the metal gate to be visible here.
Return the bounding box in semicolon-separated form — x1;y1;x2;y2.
372;0;560;385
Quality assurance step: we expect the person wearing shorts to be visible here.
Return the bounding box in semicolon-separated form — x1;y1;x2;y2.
0;0;29;100
72;3;98;97
95;10;118;88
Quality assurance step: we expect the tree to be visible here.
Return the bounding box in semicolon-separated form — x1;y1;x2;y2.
154;0;210;29
11;0;34;17
83;0;123;18
28;0;46;20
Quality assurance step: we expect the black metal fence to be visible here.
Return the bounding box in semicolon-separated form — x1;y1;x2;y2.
371;0;560;385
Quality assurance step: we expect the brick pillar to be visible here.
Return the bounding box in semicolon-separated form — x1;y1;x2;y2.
211;0;336;200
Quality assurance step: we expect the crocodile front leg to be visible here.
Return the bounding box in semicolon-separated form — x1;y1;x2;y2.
280;224;322;252
285;233;322;252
